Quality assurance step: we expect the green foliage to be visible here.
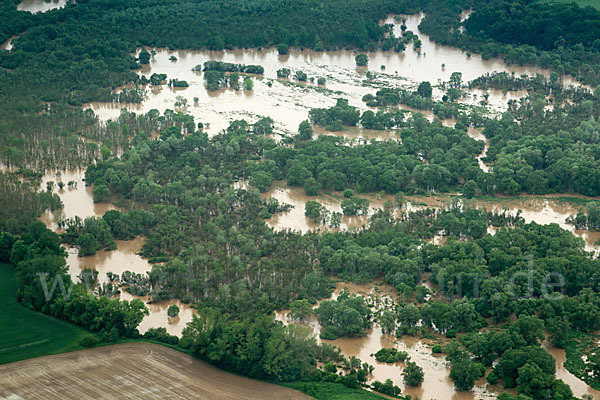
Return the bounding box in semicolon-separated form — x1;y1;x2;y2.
297;120;313;141
305;201;326;220
79;334;98;348
355;54;368;66
61;216;117;256
417;81;433;98
183;311;321;382
143;327;179;345
402;361;424;386
289;299;313;321
465;2;600;51
167;304;180;318
138;49;151;64
0;173;62;233
295;71;308;82
449;359;482;391
316;289;371;339
309;98;360;131
277;68;291;78
374;348;409;363
371;379;401;396
277;43;289;55
284;381;388;400
6;222;148;340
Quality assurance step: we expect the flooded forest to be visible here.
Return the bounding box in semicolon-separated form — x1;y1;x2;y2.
2;0;600;399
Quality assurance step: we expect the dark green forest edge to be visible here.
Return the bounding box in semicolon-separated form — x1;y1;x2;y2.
2;0;600;399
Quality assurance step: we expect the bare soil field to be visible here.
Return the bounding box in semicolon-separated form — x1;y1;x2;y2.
0;342;312;400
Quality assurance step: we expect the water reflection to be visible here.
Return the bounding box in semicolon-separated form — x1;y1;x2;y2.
85;14;568;137
40;169;119;231
65;237;149;284
277;282;495;400
119;292;197;337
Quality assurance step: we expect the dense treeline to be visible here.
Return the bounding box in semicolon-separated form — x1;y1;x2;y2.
481;87;600;195
418;0;600;86
271;116;482;194
0;172;61;233
0;221;148;341
464;1;600;51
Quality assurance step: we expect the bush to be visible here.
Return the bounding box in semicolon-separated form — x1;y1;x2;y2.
374;348;410;363
355;54;369;66
432;344;443;354
79;335;98;348
277;43;289;55
402;361;424;386
167;304;180;318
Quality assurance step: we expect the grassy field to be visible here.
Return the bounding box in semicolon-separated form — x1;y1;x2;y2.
537;0;600;10
283;382;388;400
0;263;88;365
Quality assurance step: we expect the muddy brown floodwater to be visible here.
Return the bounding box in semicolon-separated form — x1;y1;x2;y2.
466;127;491;173
0;343;311;400
277;282;499;400
85;14;572;137
543;340;600;399
119;292;197;337
38;170;196;337
262;180;600;254
279;282;600;399
17;0;66;13
40;169;119;231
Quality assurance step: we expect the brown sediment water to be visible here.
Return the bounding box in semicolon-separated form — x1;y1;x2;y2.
119;292;197;337
542;340;600;399
261;178;600;253
277;282;498;400
39;169;119;231
0;343;312;400
0;35;19;51
84;14;568;137
387;14;580;88
17;0;66;13
66;236;149;284
466;127;490;172
469;197;600;254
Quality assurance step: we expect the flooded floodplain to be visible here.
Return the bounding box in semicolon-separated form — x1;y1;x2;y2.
23;9;598;397
85;14;567;138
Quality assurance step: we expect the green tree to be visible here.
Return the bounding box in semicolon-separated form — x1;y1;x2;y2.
450;359;482;391
402;361;424;386
463;180;478;198
168;304;180;318
355;54;369;66
277;43;289;55
304;177;319;196
516;363;554;400
297;120;313;141
417;81;433;98
138;49;151;64
290;299;313;320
